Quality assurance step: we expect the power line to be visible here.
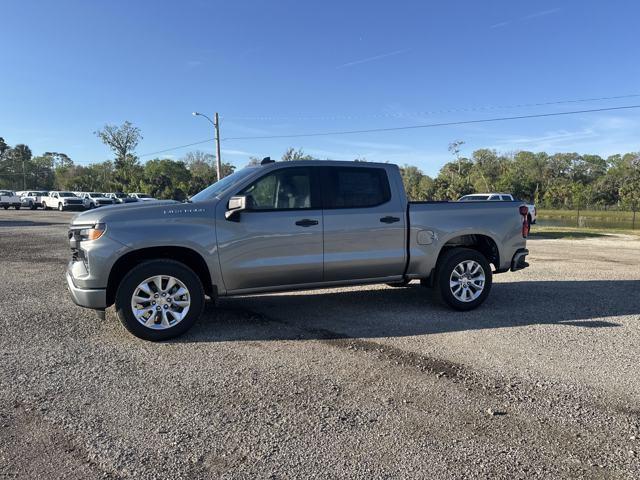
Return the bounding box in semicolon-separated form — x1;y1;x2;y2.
221;93;640;121
221;104;640;141
134;104;640;158
139;138;214;158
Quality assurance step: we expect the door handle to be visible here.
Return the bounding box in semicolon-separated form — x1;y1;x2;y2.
295;219;319;227
379;216;400;224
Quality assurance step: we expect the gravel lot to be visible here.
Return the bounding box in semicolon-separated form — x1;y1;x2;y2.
1;209;639;479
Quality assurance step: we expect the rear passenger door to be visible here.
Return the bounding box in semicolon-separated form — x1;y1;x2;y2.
321;166;406;282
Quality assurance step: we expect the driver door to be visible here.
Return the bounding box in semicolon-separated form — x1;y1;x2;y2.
216;166;323;292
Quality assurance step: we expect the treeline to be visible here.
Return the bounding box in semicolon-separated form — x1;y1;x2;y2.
399;146;640;210
1;124;639;210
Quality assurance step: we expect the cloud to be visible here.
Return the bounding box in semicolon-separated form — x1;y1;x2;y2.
490;7;561;29
337;49;409;68
523;8;561;20
489;21;511;29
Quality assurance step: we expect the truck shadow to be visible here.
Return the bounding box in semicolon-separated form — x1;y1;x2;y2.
179;280;639;343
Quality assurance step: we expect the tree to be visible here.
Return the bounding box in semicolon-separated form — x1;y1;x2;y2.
281;148;313;161
143;158;192;200
620;156;640;229
182;150;235;194
95;121;143;190
400;165;435;200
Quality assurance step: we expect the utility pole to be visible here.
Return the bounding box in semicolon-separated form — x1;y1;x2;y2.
214;112;222;181
22;159;26;190
193;111;223;182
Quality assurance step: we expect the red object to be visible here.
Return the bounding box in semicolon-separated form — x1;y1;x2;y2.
519;206;530;237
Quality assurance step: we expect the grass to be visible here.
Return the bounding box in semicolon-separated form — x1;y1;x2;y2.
536;209;638;231
530;225;640;240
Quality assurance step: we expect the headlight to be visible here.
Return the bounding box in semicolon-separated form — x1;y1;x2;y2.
78;223;106;241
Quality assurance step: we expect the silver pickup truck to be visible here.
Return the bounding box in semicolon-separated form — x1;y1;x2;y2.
66;160;530;340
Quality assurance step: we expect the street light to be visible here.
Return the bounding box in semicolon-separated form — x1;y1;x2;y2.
192;111;222;181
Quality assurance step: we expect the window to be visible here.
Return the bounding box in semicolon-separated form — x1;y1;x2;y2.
500;195;512;201
239;168;313;210
489;195;500;201
324;167;391;208
460;195;489;201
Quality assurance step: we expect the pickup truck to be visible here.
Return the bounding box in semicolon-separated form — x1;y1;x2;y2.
80;192;115;209
18;191;49;209
459;193;537;224
42;191;85;211
0;190;22;210
66;160;530;341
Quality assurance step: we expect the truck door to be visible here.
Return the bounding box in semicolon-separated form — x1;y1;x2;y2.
216;166;324;292
321;166;406;281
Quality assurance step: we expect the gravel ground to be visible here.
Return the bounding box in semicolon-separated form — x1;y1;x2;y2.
1;209;639;479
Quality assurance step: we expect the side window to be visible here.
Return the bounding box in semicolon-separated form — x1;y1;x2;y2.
500;195;511;201
325;167;391;208
489;195;500;201
239;168;314;210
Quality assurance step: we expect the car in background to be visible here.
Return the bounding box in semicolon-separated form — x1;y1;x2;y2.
18;190;49;209
42;191;85;211
458;193;536;224
128;193;156;202
105;192;138;204
80;192;115;209
0;190;22;210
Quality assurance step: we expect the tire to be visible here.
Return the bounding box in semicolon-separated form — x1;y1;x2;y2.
434;248;492;311
29;202;36;210
2;206;8;210
115;260;205;341
14;205;20;210
58;203;64;211
89;203;94;209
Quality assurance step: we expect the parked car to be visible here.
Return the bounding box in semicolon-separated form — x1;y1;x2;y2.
67;160;531;341
0;190;22;210
18;191;49;209
80;192;115;209
128;193;156;202
458;193;536;224
105;192;138;204
42;191;84;211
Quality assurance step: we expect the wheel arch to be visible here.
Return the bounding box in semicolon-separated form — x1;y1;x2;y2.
436;233;500;271
106;246;214;307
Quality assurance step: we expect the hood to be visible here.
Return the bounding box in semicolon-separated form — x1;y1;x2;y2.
71;199;182;225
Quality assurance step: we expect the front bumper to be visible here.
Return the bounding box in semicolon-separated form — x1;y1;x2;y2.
510;248;529;271
66;270;107;309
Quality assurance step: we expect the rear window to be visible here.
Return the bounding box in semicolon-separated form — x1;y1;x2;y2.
324;167;390;208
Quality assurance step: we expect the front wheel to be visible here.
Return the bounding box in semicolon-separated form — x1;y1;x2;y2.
435;248;492;311
14;205;20;210
58;203;64;211
115;260;205;341
29;202;36;210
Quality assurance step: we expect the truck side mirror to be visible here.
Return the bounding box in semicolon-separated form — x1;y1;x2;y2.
225;195;247;220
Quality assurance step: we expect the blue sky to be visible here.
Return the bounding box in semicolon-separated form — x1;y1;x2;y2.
1;0;639;176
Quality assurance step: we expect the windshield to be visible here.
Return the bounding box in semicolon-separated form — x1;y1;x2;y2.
135;194;151;198
89;192;104;197
0;191;14;196
190;167;258;202
459;195;489;201
58;192;77;197
115;193;126;198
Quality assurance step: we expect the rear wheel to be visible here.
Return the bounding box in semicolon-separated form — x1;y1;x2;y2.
435;248;492;311
58;203;64;211
115;260;205;341
14;205;20;210
29;202;36;210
